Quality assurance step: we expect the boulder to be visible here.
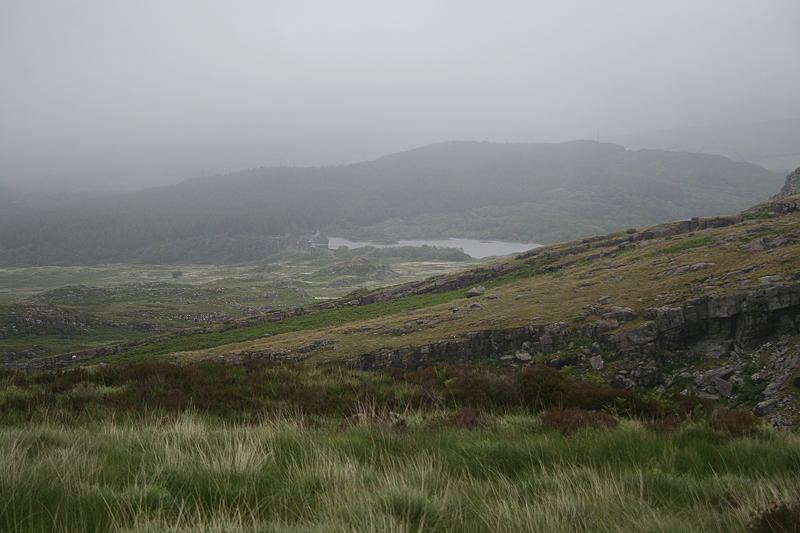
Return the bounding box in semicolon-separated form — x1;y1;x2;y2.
710;377;733;397
754;398;778;416
739;239;766;252
659;263;714;277
601;306;636;322
514;350;532;361
466;286;486;297
696;367;735;384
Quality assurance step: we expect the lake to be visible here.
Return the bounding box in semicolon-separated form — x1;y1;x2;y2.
327;237;539;259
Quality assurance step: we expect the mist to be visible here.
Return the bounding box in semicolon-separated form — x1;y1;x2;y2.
1;0;799;192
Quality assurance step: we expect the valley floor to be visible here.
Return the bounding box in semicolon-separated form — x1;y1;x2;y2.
0;255;477;365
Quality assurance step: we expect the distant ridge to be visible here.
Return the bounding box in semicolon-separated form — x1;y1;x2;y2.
610;118;800;172
0;141;782;265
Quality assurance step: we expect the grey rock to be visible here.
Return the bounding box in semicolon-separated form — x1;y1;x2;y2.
740;239;766;252
514;350;532;361
465;286;486;298
659;262;714;277
773;167;800;199
763;381;783;396
595;318;620;331
710;377;733;397
589;355;604;370
582;304;599;315
696;367;735;386
754;398;778;416
694;340;733;359
601;306;637;322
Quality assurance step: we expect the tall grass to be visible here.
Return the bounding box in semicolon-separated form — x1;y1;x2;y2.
1;414;798;532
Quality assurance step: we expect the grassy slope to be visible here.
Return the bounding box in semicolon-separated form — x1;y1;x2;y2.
152;210;800;365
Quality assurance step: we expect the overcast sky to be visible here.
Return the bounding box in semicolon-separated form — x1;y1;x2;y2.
1;0;799;191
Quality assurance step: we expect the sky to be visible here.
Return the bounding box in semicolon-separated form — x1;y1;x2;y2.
1;0;799;191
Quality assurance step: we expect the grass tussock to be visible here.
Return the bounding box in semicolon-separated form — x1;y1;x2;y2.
0;414;798;532
1;361;797;532
541;408;619;435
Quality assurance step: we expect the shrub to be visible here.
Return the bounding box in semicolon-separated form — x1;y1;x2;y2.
516;366;571;408
394;365;517;408
443;408;495;429
99;361;197;386
541;408;619;435
0;361;738;425
38;368;94;393
710;409;761;437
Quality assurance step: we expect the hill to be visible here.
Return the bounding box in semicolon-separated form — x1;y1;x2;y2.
9;168;800;426
0;141;781;265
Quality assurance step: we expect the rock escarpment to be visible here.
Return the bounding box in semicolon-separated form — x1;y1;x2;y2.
340;282;800;425
773;166;800;200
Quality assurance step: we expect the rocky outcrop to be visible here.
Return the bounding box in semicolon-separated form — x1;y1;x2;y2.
339;282;800;423
516;214;741;262
773;167;800;200
609;284;800;358
0;307;91;339
343;322;573;371
342;283;800;372
4;344;126;370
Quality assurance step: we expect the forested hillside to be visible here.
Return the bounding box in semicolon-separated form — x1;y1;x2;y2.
0;141;781;265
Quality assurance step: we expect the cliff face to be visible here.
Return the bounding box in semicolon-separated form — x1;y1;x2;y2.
774;167;800;199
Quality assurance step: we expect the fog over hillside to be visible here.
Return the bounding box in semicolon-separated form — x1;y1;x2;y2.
0;141;781;265
610;118;800;172
1;1;798;192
